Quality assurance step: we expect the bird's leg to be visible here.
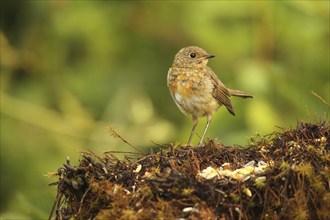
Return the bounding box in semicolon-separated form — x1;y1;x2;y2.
187;116;198;146
198;115;212;146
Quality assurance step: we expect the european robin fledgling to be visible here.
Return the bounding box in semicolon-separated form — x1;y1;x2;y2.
167;46;253;146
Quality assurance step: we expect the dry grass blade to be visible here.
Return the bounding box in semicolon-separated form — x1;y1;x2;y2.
311;91;330;108
106;124;143;154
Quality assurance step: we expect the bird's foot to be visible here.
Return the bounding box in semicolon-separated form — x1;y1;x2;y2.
196;142;205;148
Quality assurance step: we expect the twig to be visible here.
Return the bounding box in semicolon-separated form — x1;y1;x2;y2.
48;191;61;220
150;140;167;148
104;150;142;155
77;187;91;217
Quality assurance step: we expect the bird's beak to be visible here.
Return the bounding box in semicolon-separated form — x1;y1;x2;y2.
204;54;215;59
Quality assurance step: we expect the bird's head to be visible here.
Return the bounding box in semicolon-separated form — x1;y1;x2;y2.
172;46;215;68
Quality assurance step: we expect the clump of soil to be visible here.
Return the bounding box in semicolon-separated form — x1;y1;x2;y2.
49;121;329;220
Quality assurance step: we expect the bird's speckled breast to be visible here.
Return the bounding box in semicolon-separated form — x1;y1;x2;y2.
167;67;220;117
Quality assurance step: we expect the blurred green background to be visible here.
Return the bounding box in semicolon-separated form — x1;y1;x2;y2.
1;1;329;219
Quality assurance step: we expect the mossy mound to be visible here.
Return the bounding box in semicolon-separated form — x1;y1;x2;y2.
49;121;329;220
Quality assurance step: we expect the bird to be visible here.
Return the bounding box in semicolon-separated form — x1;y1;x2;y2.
167;46;253;146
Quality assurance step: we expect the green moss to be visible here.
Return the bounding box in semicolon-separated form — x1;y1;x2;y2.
49;121;330;219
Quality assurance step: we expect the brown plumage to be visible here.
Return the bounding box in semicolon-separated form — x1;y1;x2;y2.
167;46;253;146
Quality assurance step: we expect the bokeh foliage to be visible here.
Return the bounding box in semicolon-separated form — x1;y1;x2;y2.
0;1;329;219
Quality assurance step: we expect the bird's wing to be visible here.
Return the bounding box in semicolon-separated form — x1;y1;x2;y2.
206;66;235;116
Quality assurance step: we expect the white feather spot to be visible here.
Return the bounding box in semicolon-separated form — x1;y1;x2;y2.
174;93;182;103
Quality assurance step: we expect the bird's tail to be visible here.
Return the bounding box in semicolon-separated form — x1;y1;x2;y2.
228;89;254;98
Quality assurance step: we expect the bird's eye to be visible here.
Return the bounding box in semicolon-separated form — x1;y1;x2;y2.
189;53;196;58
